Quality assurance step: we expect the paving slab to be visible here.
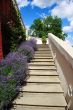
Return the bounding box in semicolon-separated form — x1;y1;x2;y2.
13;93;66;107
27;76;60;83
29;70;58;76
12;105;65;110
20;83;63;93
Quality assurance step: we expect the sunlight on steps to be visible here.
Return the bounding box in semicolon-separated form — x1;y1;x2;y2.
11;44;67;110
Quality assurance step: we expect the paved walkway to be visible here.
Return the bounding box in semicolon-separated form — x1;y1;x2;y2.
11;44;67;110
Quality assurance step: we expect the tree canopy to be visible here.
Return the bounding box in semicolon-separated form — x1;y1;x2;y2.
30;16;67;40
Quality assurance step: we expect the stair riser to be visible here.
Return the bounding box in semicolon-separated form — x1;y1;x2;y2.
11;105;66;110
33;59;54;61
34;55;52;57
34;57;53;59
29;63;55;66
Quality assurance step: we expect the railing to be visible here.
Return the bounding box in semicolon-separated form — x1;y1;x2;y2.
48;33;73;110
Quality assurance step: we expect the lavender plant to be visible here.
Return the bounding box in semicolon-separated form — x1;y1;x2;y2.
4;52;28;84
0;52;28;108
20;38;37;51
18;44;34;62
0;75;17;108
29;38;37;51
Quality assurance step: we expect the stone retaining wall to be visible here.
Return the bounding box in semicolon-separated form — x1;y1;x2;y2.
48;33;73;110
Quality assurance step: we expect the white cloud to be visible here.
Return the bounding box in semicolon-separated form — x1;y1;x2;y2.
51;0;73;21
16;0;29;8
40;13;47;18
17;0;60;9
63;20;73;33
63;26;72;33
31;0;62;9
31;0;52;8
51;0;73;33
65;34;73;46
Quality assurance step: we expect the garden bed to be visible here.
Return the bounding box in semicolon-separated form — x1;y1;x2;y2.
0;38;37;109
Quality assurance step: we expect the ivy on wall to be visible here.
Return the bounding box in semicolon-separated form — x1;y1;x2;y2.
7;0;26;51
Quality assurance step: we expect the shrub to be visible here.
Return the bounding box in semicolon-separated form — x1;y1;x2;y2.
0;76;16;107
2;52;28;84
0;52;28;108
18;44;34;62
19;38;37;51
28;38;37;51
42;36;47;44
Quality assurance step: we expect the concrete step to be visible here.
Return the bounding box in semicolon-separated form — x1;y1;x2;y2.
32;59;54;62
34;54;52;57
29;70;58;76
35;51;51;54
34;56;53;59
29;62;55;66
27;76;60;83
29;65;56;70
37;44;49;48
38;48;50;51
11;105;66;110
11;44;67;110
13;92;67;107
20;83;63;93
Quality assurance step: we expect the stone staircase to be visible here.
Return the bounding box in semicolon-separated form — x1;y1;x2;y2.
11;44;67;110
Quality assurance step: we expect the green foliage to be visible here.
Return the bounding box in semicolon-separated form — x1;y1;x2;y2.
6;2;26;52
3;66;13;76
30;19;44;37
42;36;47;44
0;79;16;105
30;16;67;40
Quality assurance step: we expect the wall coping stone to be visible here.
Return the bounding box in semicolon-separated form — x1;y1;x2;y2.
48;33;73;68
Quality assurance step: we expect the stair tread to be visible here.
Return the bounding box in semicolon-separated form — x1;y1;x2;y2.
29;65;56;70
13;93;66;107
20;83;63;93
12;105;65;110
34;56;53;59
35;54;52;56
32;59;54;62
29;70;58;76
35;51;51;54
38;48;50;51
29;62;55;66
27;76;60;83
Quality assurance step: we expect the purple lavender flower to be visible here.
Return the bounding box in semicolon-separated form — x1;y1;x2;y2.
29;38;37;51
0;52;29;107
19;38;37;51
0;52;28;86
18;44;34;62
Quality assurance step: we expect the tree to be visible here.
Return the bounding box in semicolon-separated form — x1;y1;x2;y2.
45;16;66;40
30;16;67;40
30;19;44;38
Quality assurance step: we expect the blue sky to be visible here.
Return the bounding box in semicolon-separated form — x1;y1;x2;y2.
16;0;73;45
